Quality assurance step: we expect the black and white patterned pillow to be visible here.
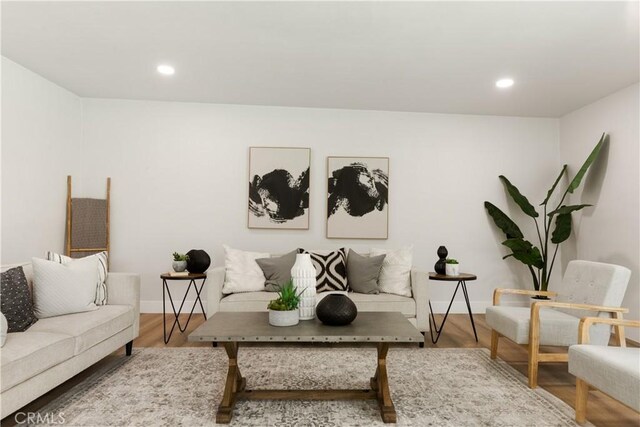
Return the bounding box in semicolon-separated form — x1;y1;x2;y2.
0;266;38;332
304;248;348;292
46;251;108;305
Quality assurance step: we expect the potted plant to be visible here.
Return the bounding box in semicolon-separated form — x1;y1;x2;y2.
172;252;189;272
484;134;606;293
267;280;303;327
445;259;460;276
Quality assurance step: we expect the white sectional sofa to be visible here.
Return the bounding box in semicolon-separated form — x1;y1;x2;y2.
205;254;430;335
0;263;140;419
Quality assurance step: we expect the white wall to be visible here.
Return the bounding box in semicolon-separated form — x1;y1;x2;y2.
79;98;560;312
559;83;640;341
1;57;83;263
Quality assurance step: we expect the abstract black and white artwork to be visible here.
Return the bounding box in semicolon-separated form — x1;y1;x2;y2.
248;147;310;229
327;157;389;239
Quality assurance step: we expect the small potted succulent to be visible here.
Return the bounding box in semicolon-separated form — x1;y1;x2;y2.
172;252;189;272
445;258;460;276
267;280;303;327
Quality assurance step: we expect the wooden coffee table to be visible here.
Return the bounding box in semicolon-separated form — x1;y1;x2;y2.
189;311;423;424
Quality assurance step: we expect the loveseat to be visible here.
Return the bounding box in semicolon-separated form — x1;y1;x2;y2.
205;252;430;335
0;262;140;419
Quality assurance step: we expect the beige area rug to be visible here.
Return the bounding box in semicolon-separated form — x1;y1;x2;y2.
34;347;589;426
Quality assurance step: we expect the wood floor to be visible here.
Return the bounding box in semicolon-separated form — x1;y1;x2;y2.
3;313;639;426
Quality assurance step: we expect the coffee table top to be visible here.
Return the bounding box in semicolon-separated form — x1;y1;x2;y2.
189;311;423;343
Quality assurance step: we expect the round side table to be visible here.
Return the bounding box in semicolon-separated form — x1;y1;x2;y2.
161;273;207;344
427;272;478;344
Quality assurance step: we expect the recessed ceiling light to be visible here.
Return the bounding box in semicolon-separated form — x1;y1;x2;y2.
496;78;514;88
157;64;175;76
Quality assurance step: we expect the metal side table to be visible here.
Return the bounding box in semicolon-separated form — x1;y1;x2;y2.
161;273;207;344
428;272;478;344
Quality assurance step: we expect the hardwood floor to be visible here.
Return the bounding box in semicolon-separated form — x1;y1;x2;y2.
2;313;639;426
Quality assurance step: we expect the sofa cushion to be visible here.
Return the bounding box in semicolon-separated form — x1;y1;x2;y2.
0;331;75;392
46;251;109;305
347;250;385;294
371;246;413;297
569;345;640;411
256;250;298;292
28;305;133;355
222;245;269;294
0;266;38;332
304;248;348;292
220;291;416;317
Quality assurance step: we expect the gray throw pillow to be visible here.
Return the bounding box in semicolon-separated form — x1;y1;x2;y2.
0;266;38;332
347;250;386;294
256;250;299;292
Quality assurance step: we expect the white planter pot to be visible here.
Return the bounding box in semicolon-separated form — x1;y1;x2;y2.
445;264;460;276
291;253;317;320
172;260;187;272
269;309;299;327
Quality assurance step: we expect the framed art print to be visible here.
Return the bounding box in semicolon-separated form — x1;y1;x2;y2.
248;147;310;229
327;156;389;239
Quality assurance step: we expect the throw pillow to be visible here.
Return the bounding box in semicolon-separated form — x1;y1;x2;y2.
256;250;299;292
222;245;270;294
303;248;348;292
370;246;413;297
347;250;386;294
0;266;38;332
0;313;7;347
46;251;108;305
32;257;99;318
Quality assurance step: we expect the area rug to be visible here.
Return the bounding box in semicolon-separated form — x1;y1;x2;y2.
35;347;588;426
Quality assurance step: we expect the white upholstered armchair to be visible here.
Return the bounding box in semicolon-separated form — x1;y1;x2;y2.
486;260;631;388
569;317;640;425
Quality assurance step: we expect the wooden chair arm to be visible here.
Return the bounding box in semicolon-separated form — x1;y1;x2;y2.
492;288;557;305
578;317;640;344
531;301;629;314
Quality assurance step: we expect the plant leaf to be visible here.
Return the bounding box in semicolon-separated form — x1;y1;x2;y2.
551;213;572;244
499;176;539;217
484;201;524;239
548;204;592;216
502;254;514;260
501;238;544;269
567;133;607;194
541;165;567;206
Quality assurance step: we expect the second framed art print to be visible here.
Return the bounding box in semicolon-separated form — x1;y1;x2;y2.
327;156;389;239
248;147;310;230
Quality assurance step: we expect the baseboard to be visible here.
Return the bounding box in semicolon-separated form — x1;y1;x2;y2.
140;299;523;314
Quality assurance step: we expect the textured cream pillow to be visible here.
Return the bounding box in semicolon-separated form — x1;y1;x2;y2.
0;313;7;347
32;257;99;318
370;246;413;297
222;245;270;294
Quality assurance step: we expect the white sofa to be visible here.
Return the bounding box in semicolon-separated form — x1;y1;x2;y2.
205;254;430;336
0;263;140;419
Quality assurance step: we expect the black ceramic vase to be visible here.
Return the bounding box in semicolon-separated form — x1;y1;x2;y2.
316;294;358;326
186;249;211;274
434;246;448;275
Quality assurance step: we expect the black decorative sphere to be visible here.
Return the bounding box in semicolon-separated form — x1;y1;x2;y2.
316;294;358;326
186;249;211;274
435;245;448;275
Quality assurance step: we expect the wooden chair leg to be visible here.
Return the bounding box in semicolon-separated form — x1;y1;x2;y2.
575;378;589;425
490;330;499;359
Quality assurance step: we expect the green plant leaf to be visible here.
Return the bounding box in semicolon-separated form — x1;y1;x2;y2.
501;238;544;269
551;213;572;244
541;165;567;206
499;176;539;218
548;204;592;216
567;133;607;194
484;202;524;239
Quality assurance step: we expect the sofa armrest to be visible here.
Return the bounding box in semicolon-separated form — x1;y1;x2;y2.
106;273;141;338
411;269;429;332
205;267;226;319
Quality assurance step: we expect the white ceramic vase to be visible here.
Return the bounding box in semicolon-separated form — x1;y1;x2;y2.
445;263;460;276
291;253;317;320
269;309;299;327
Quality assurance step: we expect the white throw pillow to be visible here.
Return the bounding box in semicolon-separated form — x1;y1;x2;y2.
222;245;270;294
32;257;99;318
46;251;108;305
370;246;413;297
0;313;7;347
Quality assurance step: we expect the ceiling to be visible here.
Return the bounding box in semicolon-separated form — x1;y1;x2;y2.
2;1;639;117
